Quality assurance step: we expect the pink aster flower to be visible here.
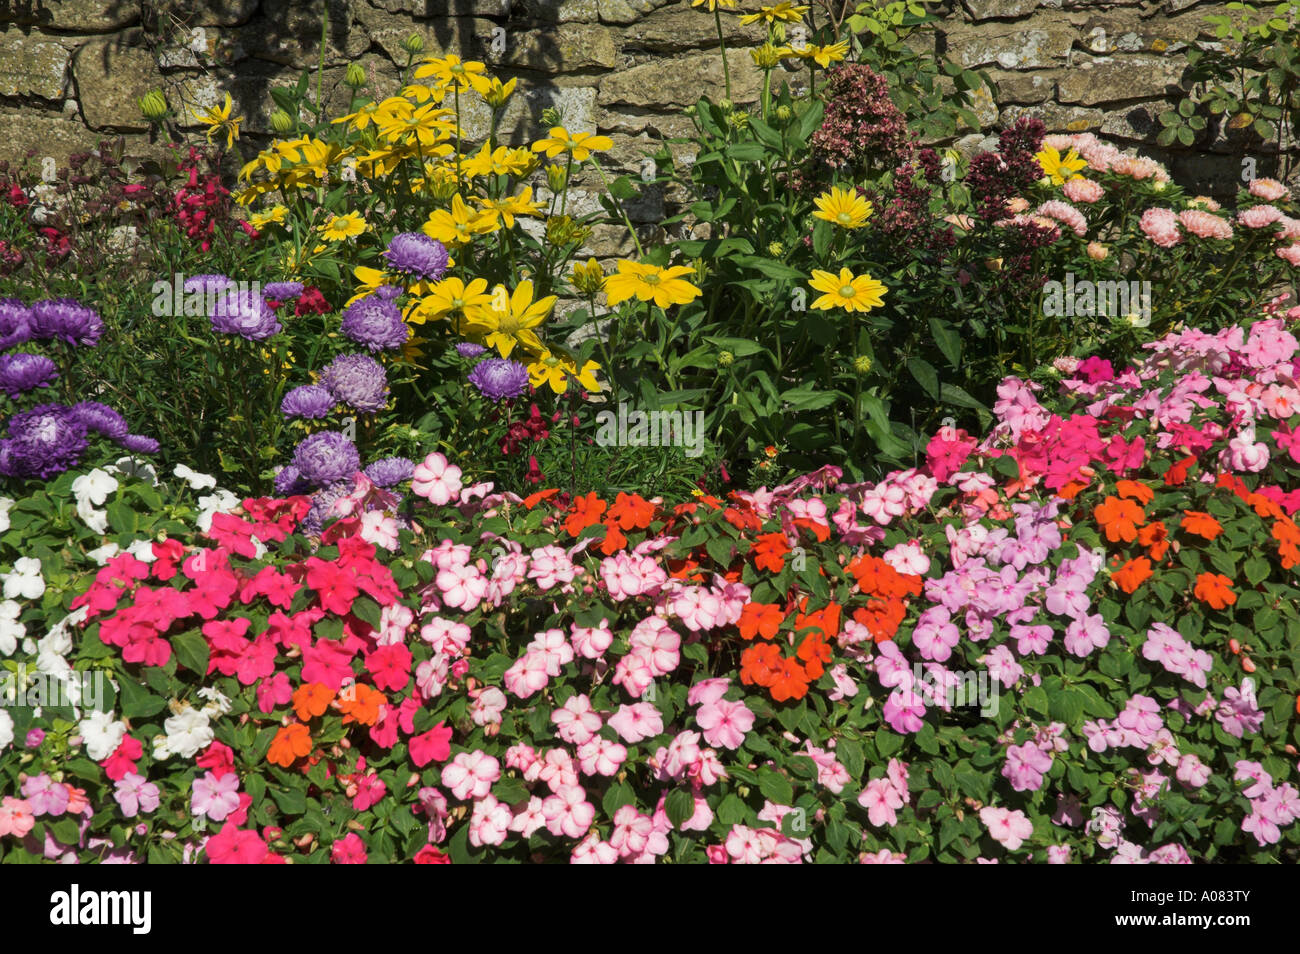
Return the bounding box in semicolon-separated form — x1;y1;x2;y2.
1249;177;1289;201
1237;204;1283;229
1062;177;1104;203
1178;208;1233;240
1035;199;1088;236
1139;207;1181;247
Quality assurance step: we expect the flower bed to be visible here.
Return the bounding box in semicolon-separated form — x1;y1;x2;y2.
3;306;1299;863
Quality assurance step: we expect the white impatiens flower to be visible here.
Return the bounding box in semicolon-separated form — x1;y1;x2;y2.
125;539;157;563
108;456;158;485
2;557;45;600
195;489;240;532
71;468;119;508
0;600;24;656
78;710;126;760
76;499;109;534
158;706;213;759
197;686;231;717
86;543;121;565
174;464;217;491
0;709;12;751
0;497;13;533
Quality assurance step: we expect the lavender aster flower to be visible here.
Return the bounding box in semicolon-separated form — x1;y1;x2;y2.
363;456;415;488
0;404;89;479
340;295;409;352
69;401;129;440
273;464;309;496
382;232;449;281
210;289;282;341
263;281;304;301
119;434;160;454
299;480;354;536
0;353;58;398
280;384;336;420
455;342;486;358
468;357;529;401
318;353;389;412
28;299;104;347
183;274;235;295
0;299;31;350
291;431;360;487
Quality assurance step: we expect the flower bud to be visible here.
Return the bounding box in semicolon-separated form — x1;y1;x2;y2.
571;258;604;296
750;42;782;69
718;350;734;368
854;354;873;375
766;241;784;257
1086;241;1108;261
774;104;793;124
139;89;168;122
345;63;367;88
540;106;563;129
270;109;295;135
545;162;568;194
401;33;425;55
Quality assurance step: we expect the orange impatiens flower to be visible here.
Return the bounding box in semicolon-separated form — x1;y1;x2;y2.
1113;556;1153;594
1139;520;1169;561
769;657;811;702
1246;492;1286;521
337;684;388;726
1181;511;1223;541
564;492;607;536
740;642;782;686
1116;479;1154;505
1164;456;1196;487
1193;572;1236;610
522;487;561;509
596;520;627;556
793;600;841;643
738;602;784;640
751;532;792;574
268;723;313;767
293;682;334;721
608;492;655;530
796;632;832;680
1094;495;1146;543
1273;518;1300;569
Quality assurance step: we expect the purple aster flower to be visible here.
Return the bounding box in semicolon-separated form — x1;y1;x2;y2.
119;434;159;454
0;298;31;349
209;289;281;341
340;295;409;352
455;342;486;358
291;431;360;487
183;274;235;295
0;353;58;398
280;384;336;420
318;353;389;413
363;456;415;488
273;464;309;496
263;281;304;301
27;299;104;347
467;357;529;401
374;285;404;301
0;404;89;479
69;401;129;440
382;232;449;281
299;480;354;536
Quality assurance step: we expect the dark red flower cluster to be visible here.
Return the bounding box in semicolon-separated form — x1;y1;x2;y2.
171;146;236;252
294;286;331;316
804;64;915;187
965;117;1046;221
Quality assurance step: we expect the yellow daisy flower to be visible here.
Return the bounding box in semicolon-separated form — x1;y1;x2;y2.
531;126;614;162
406;276;494;328
248;205;290;229
603;261;702;309
812;186;874;229
690;0;737;8
422;194;496;246
739;2;808;25
318;211;367;242
809;267;888;313
475;187;544;229
795;40;849;68
463;279;556;358
479;76;517;108
414;54;492;95
528;348;602;395
191;92;242;149
1035;145;1087;186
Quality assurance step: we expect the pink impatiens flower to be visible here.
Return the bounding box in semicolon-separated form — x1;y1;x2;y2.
695;697;755;750
607;702;664;744
191;771;241;822
440;750;500;801
542;784;595;839
980;805;1034;851
411;451;463;504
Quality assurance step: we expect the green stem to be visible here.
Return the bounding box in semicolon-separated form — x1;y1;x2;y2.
589;157;645;258
714;7;732;102
316;3;329;125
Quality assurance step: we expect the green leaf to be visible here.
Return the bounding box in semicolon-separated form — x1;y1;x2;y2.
118;676;166;719
271;785;306;817
757;766;794;805
351;596;383;629
665;788;696;828
1022;686;1050;718
928;317;962;369
608;175;639;200
171;629;209;676
907;356;940;400
725;142;766;161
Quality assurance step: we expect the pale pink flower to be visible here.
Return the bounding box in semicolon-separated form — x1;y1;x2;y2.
542;784;594;839
696;698;754;750
509;795;547;837
980;805;1034;850
1085;241;1108;261
1036;199;1088;236
1178;208;1233;240
551;693;602;745
440;750;500;801
525;545;578;590
419;617;472;655
190;771;240;822
411;452;463;504
1140;207;1181;247
570;619;613;659
858;778;904;827
1277;244;1300;267
1249;177;1289;201
571;832;619;863
468;794;511;847
1238;204;1283;229
576;736;627;776
469;687;507;727
1062;177;1104;203
607;702;664;743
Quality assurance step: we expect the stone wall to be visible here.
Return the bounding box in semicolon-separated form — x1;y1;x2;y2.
0;0;1293;215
